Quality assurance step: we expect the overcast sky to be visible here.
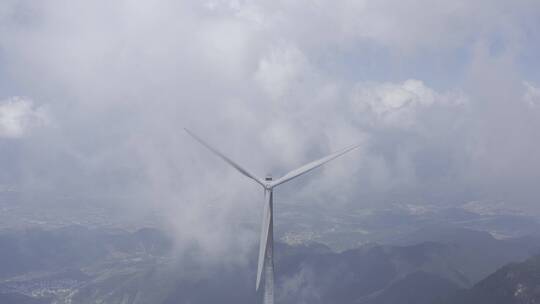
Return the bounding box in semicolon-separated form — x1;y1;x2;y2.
1;0;540;260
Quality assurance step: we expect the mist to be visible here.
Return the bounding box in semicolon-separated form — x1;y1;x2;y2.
1;0;540;265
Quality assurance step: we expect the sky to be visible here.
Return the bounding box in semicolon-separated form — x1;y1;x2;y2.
1;0;540;262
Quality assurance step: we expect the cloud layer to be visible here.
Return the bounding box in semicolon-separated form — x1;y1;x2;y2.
1;0;540;261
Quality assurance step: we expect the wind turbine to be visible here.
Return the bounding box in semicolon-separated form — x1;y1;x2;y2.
185;129;360;304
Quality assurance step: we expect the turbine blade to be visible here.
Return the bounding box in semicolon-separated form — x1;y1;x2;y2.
185;128;265;187
270;143;361;188
256;190;272;290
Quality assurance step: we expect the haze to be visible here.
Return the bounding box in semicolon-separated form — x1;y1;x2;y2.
1;0;540;263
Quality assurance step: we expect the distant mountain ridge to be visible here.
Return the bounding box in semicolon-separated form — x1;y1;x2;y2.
0;225;539;304
274;230;540;304
0;225;173;279
277;202;540;251
441;255;540;304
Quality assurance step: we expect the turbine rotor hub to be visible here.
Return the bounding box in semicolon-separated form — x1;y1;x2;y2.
264;174;273;190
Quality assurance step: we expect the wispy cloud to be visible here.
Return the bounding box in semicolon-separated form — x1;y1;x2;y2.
0;97;50;138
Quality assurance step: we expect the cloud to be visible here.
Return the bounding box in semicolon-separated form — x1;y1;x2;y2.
524;81;540;108
0;97;50;138
351;79;451;128
0;0;539;262
255;46;310;100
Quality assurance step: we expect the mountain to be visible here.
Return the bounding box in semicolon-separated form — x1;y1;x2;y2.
442;255;540;304
363;271;459;304
0;225;539;304
277;202;540;251
0;226;173;278
274;227;540;304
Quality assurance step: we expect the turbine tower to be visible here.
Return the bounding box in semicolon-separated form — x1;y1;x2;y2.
185;129;360;304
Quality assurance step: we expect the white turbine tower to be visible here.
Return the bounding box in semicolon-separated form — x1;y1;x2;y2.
185;129;360;304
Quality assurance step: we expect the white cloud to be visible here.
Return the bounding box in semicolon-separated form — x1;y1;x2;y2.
524;81;540;108
350;79;456;128
255;46;310;100
0;97;50;138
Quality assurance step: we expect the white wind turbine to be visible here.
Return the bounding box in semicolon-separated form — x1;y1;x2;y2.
185;129;360;304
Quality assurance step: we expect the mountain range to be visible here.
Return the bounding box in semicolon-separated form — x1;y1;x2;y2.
0;225;539;303
442;254;540;304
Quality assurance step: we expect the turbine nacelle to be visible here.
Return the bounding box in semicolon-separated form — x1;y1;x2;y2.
264;174;273;189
